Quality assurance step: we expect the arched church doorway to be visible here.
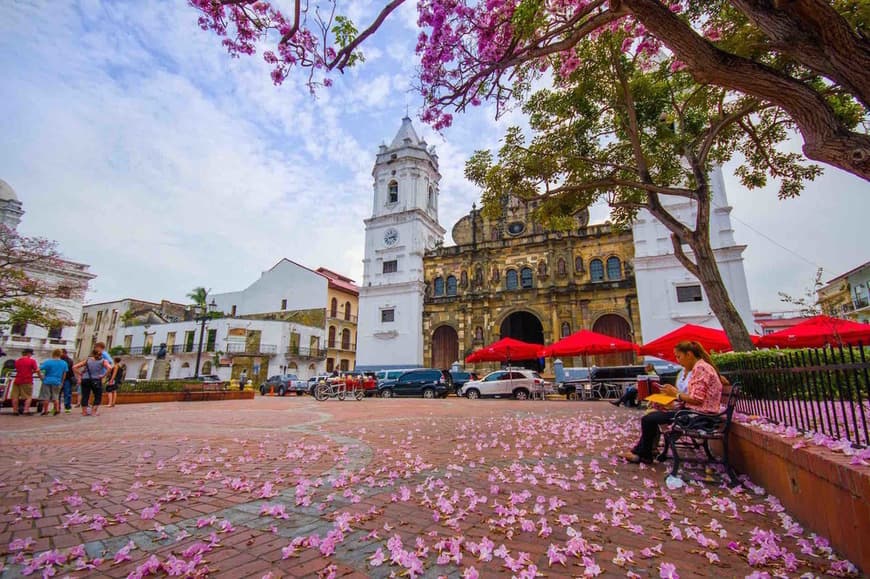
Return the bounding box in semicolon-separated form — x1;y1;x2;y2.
592;314;635;366
431;325;458;370
499;311;545;370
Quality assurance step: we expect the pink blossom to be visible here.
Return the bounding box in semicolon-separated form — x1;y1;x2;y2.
659;562;680;578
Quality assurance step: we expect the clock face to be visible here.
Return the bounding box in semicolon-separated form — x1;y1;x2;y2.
383;228;399;246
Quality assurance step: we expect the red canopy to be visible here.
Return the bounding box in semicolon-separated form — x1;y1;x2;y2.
541;330;638;358
639;324;737;363
465;337;544;363
758;315;870;348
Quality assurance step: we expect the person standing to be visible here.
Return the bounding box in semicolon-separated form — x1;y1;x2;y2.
60;349;75;413
39;349;67;416
11;348;42;416
105;357;126;408
95;342;114;364
73;349;112;417
238;369;248;391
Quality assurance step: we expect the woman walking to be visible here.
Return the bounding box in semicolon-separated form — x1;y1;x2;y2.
105;357;126;407
73;349;112;416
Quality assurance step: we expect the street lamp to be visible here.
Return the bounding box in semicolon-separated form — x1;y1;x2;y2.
194;298;217;379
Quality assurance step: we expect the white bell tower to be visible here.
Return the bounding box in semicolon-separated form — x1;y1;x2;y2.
356;117;446;369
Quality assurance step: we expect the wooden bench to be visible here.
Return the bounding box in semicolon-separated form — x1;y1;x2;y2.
661;383;741;486
181;382;228;401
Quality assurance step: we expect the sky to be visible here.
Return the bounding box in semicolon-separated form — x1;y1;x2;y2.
0;0;867;314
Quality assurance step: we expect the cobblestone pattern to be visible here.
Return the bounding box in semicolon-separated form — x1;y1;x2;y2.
0;398;861;578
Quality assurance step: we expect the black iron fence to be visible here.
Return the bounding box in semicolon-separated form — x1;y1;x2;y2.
716;344;870;448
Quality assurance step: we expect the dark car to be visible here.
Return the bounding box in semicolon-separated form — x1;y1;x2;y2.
447;371;479;395
378;369;449;399
259;374;305;396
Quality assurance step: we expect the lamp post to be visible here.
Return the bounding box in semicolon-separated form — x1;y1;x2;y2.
194;298;217;379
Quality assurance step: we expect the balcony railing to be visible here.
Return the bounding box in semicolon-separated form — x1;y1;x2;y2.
286;346;328;359
0;336;75;350
226;343;278;355
327;312;358;323
127;344;208;356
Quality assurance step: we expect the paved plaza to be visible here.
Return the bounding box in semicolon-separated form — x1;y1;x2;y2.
0;398;860;577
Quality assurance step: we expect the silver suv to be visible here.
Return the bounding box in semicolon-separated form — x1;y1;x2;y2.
460;369;549;400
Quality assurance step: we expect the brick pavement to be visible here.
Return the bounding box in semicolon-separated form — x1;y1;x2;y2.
0;397;861;577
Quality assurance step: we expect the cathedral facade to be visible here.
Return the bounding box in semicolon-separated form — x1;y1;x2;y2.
422;198;641;371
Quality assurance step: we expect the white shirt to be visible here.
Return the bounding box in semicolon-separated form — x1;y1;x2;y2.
676;369;692;393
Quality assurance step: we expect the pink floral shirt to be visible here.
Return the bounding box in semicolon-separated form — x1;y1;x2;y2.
685;360;723;414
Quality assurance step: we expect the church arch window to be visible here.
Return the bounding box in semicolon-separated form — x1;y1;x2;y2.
557;258;567;276
520;267;534;289
606;256;622;280
344;301;352;320
590;259;604;282
387;180;399;204
561;322;571;338
328;326;336;348
506;269;518;290
330;298;338;318
446;275;458;296
433;277;445;296
574;256;584;272
460;270;468;288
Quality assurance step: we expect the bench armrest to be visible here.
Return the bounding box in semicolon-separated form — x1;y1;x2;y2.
672;409;726;432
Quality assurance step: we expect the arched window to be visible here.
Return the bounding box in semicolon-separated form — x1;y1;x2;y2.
446;275;458;296
590;259;604;282
506;269;519;290
328;326;336;348
607;256;622;280
557;258;567;276
434;277;445;296
341;328;351;350
561;322;571;338
330;298;338;318
202;361;212;374
139;364;149;380
460;270;468;288
520;267;534;289
574;256;584;272
388;180;398;204
288;362;298;371
344;301;351;320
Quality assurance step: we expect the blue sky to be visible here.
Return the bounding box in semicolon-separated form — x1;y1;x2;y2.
0;0;867;313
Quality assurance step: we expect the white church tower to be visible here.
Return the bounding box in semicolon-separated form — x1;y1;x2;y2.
632;167;754;343
356;117;446;369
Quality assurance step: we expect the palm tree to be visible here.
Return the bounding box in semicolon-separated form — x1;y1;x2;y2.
187;287;208;310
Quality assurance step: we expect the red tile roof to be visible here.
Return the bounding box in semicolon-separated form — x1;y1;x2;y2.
316;267;359;296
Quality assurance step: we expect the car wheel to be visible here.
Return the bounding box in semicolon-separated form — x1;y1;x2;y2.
380;389;393;398
278;386;286;397
466;389;480;400
259;385;266;396
566;391;577;401
422;388;435;399
514;388;529;400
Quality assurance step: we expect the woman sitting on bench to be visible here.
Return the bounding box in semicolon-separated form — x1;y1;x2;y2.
622;341;723;464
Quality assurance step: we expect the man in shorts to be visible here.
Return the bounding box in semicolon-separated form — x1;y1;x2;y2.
12;348;42;416
39;349;68;416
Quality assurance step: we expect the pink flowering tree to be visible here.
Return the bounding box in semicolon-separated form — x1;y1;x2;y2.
464;31;822;350
189;0;868;181
0;225;86;331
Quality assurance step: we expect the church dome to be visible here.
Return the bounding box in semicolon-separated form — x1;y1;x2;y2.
0;179;19;202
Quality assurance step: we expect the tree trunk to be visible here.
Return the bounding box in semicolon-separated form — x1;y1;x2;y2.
622;0;870;181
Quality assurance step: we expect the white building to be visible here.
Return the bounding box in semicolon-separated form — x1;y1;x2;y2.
112;259;337;383
632;167;754;343
0;179;95;361
356;117;446;369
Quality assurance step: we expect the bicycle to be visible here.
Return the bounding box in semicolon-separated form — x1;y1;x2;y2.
313;379;364;401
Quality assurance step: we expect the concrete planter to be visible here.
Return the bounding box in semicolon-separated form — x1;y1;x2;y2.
71;390;254;405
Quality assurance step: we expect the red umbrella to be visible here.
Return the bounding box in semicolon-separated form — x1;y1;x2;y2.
541;330;638;358
639;324;739;363
465;337;544;363
758;315;870;348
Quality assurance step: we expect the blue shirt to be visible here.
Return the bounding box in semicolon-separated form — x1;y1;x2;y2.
40;359;68;386
102;351;114;364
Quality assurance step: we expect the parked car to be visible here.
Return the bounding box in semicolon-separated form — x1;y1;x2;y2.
375;368;416;390
378;369;449;398
259;374;306;396
307;374;331;394
556;367;592;399
460;369;548;400
197;374;224;384
447;370;479;395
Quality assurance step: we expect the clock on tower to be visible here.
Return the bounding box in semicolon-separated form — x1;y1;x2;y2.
383;228;399;246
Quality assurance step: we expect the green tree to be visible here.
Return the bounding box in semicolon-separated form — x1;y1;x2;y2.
466;32;821;351
187;287;209;310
